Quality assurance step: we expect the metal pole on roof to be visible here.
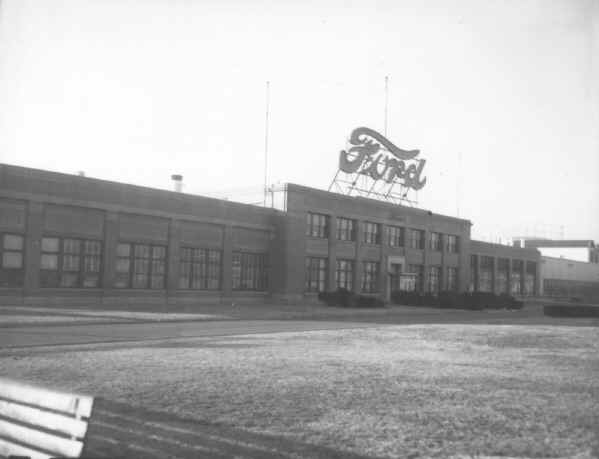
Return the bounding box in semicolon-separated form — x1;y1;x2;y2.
263;81;270;207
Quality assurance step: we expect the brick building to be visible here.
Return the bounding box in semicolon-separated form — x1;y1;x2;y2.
0;164;540;306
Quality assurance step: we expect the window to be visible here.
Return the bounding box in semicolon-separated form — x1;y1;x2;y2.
408;264;424;292
232;252;268;291
388;226;404;247
363;222;381;245
497;258;509;293
40;237;102;288
511;260;523;295
429;232;441;251
0;233;24;287
179;247;221;290
335;259;354;291
336;217;355;241
408;229;424;249
470;255;478;292
306;213;329;238
361;261;379;293
447;235;459;253
446;267;458;291
524;261;536;296
427;266;441;293
114;242;166;289
479;256;494;292
305;257;328;292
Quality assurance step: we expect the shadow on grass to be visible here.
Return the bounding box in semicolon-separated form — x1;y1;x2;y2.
84;398;379;459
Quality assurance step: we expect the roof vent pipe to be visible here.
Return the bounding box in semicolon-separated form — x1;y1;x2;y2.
171;174;183;193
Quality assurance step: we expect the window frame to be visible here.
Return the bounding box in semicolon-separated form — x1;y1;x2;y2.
335;259;354;291
408;229;425;250
429;232;441;251
0;233;25;287
232;251;268;291
336;217;355;241
40;236;103;288
306;213;329;239
446;235;459;253
114;242;166;289
361;261;379;293
388;225;404;247
305;257;328;292
362;221;381;245
179;247;222;290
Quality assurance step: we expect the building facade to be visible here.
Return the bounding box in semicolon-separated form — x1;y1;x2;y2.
0;164;540;306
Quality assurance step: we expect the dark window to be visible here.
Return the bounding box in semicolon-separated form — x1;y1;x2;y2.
179;247;222;290
232;252;268;291
447;235;459;253
408;264;424;292
511;260;523;295
524;261;536;296
114;242;166;289
429;232;441;251
388;226;404;247
0;233;25;287
497;258;509;293
306;213;329;238
335;259;354;291
361;261;379;293
305;257;328;292
479;256;494;292
427;266;441;293
363;222;381;245
336;217;355;241
470;255;478;292
408;229;425;249
40;237;102;288
446;267;458;291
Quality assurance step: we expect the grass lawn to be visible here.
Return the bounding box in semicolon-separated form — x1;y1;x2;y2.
2;324;598;458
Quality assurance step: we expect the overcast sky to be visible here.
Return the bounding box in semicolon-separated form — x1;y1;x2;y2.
1;0;598;242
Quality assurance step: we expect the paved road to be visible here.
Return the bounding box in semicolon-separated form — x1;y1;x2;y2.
0;319;385;350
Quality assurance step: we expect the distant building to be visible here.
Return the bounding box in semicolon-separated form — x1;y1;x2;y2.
513;238;599;264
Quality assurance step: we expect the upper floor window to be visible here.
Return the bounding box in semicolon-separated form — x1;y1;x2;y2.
232;252;268;291
429;232;441;251
179;247;221;290
114;242;166;289
388;226;404;247
40;236;102;288
306;213;329;238
447;235;459;253
408;229;425;250
0;233;24;287
336;217;355;241
363;222;381;245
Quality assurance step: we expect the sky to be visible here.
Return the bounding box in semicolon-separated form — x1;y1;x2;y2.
1;0;598;242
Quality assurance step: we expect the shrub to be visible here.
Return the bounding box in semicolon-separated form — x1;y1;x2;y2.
544;304;599;318
318;288;384;308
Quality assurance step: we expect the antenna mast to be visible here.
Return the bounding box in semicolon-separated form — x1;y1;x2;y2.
384;75;389;136
263;81;270;207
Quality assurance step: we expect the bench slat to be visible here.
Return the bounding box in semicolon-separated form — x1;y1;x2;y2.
0;378;93;418
0;399;88;439
0;418;83;458
0;437;53;459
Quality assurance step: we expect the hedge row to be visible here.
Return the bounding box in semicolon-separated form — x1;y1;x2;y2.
318;289;385;308
543;304;599;318
390;290;524;310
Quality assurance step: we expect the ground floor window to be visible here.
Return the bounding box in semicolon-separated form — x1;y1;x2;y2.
40;236;102;288
114;242;166;289
469;255;477;292
408;264;424;292
524;261;536;296
361;261;379;293
511;260;523;295
496;258;509;293
335;259;354;291
427;266;441;293
446;266;458;291
232;252;268;291
0;233;24;287
179;247;221;290
305;257;327;292
479;256;494;292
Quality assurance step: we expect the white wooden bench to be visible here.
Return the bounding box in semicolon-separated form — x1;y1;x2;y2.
0;378;94;459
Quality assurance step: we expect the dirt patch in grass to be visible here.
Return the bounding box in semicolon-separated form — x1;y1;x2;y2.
2;324;598;458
